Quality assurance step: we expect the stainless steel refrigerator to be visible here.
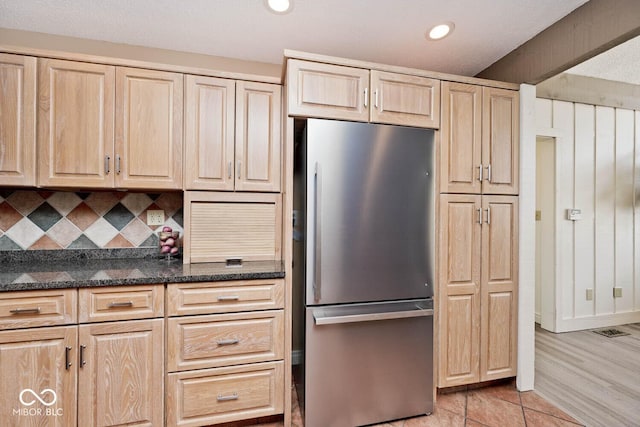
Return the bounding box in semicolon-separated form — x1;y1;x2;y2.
295;119;435;427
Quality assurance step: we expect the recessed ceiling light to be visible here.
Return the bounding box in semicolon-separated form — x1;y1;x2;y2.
265;0;293;14
427;22;454;40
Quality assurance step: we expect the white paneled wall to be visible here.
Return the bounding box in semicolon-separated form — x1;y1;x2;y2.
536;98;640;331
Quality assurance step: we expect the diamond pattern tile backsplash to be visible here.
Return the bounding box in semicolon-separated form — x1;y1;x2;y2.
0;190;183;251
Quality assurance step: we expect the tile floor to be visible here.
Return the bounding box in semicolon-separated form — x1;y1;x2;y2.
237;380;585;427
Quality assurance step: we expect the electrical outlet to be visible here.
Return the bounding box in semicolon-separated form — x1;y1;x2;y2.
146;210;165;226
613;287;622;298
535;210;541;221
586;289;593;301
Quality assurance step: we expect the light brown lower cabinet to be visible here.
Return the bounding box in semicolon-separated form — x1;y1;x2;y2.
167;361;284;427
438;194;518;388
0;326;77;427
0;287;164;427
78;319;164;427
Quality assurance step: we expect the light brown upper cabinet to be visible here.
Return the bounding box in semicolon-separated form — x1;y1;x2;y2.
184;76;281;192
369;70;440;128
440;82;518;195
438;194;518;387
287;59;440;128
0;54;36;187
115;67;183;189
38;59;183;189
38;59;115;188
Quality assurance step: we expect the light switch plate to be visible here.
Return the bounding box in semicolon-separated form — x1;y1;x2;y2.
613;287;622;298
567;209;582;221
586;289;593;301
535;210;541;221
147;210;165;226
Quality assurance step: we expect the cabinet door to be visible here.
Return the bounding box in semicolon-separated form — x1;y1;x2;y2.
235;81;281;192
480;196;518;381
78;319;163;427
115;67;183;189
38;59;115;188
370;70;440;128
184;75;235;190
0;326;77;427
0;54;36;187
440;82;482;194
437;194;482;387
287;59;369;122
482;87;519;195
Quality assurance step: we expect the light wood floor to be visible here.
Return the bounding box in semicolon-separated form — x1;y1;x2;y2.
535;322;640;427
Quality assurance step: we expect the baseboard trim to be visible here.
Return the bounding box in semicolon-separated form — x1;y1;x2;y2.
555;311;640;332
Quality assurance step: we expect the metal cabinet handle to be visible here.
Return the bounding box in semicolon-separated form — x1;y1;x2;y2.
363;87;368;108
65;346;72;370
105;155;111;175
485;207;491;225
313;162;322;302
477;208;482;224
9;307;41;315
374;89;379;109
217;393;239;402
237;160;241;179
478;165;483;181
228;161;232;179
115;155;121;174
486;164;492;182
79;345;86;367
216;339;239;346
108;301;134;308
217;295;240;301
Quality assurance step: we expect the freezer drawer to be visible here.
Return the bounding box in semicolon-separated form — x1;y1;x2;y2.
303;300;434;427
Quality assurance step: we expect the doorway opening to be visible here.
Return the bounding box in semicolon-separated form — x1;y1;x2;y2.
535;136;556;331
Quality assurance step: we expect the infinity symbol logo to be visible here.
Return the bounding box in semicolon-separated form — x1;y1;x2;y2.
19;389;57;407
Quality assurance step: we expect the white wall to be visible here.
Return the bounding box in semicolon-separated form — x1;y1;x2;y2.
536;98;640;331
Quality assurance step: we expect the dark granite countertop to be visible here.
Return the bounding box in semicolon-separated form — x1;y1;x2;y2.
0;249;285;292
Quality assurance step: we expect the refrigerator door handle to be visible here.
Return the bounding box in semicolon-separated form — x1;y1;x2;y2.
313;162;322;302
314;307;433;325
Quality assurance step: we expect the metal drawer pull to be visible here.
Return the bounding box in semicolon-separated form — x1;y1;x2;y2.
115;155;121;174
486;164;492;182
108;301;134;308
217;296;240;302
80;345;87;367
105;155;111;175
217;393;239;402
65;346;72;370
9;307;41;315
228;161;232;179
216;339;240;346
486;207;491;225
477;208;482;224
478;164;483;181
363;88;368;108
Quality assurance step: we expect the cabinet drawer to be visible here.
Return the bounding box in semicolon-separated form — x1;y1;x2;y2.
79;285;163;322
167;361;284;427
183;192;282;264
167;310;284;371
0;289;77;330
167;279;284;316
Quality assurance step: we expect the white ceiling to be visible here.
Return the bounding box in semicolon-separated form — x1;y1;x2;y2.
0;0;589;76
566;35;640;85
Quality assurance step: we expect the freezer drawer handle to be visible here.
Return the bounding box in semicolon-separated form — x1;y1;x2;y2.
108;301;134;308
217;393;239;402
216;339;240;346
217;295;240;302
313;162;322;302
314;308;433;325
